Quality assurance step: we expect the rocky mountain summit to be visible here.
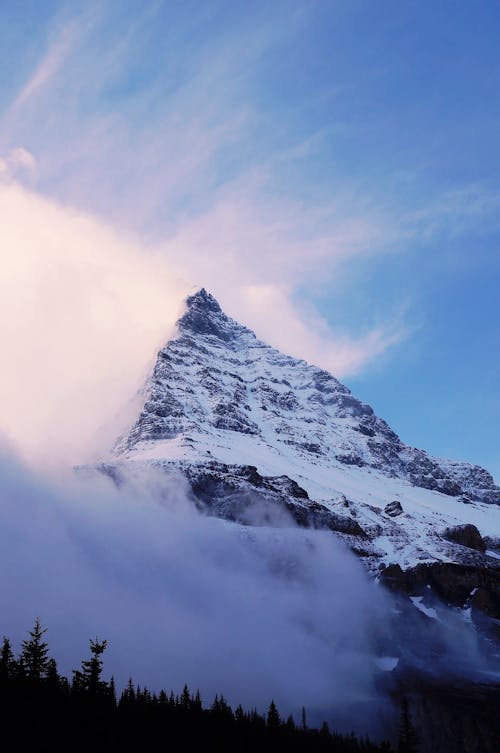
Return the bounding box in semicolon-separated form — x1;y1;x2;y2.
103;288;500;620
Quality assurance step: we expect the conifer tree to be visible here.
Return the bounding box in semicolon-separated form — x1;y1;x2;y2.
193;689;202;712
109;676;117;705
211;693;220;713
267;699;280;729
301;705;307;730
73;638;108;695
20;618;49;680
397;697;419;753
0;637;16;681
127;677;136;702
320;721;330;737
45;657;61;690
180;683;191;709
286;714;296;732
235;704;245;724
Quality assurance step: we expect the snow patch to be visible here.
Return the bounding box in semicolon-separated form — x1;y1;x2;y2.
410;596;440;621
374;656;399;671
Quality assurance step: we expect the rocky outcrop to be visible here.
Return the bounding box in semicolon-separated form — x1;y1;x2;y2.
384;500;403;517
443;524;486;552
380;561;500;620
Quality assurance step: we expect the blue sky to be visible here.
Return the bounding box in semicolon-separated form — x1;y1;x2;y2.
0;1;499;478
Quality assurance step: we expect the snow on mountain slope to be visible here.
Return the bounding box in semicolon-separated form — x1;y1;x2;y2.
105;288;500;586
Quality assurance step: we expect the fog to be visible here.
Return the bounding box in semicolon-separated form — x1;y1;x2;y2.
0;451;392;726
1;446;498;740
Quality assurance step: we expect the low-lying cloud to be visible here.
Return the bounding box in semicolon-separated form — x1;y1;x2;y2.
1;451;497;736
0;452;389;728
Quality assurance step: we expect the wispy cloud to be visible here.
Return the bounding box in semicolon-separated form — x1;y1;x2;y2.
10;22;77;111
402;184;500;240
222;283;407;377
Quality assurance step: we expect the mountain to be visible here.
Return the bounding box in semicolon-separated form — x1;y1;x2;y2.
91;287;500;751
95;288;500;620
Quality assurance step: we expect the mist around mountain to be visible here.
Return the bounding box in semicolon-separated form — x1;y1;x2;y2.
0;452;393;732
1;289;499;751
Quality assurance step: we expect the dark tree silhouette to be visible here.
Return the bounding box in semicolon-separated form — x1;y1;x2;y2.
73;638;108;694
0;636;16;680
0;618;396;753
267;699;280;728
397;696;419;753
20;617;49;680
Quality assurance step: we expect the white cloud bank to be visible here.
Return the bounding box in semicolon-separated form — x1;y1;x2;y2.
0;178;403;466
0;180;190;464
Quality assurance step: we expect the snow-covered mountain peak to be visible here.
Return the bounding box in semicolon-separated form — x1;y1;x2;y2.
106;289;500;578
115;290;499;499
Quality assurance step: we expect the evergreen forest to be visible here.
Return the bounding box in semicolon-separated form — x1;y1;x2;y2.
0;619;418;752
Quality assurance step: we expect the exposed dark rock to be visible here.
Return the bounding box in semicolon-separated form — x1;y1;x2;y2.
407;472;462;497
443;524;486;552
384;500;403;517
151;461;371;537
354;423;376;437
336;453;365;467
380;561;500;620
213;402;260;434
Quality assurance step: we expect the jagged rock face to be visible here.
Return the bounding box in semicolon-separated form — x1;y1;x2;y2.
116;289;500;507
